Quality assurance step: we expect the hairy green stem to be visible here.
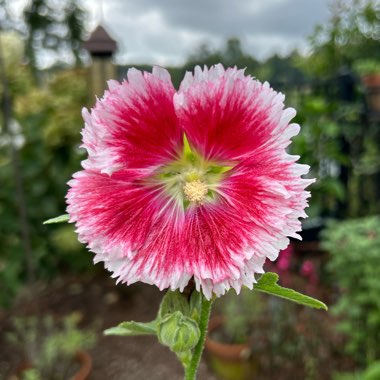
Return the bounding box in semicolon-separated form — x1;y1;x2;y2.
184;294;213;380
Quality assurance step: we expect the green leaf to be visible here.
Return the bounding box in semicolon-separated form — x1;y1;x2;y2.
43;214;70;224
104;320;157;336
254;272;328;310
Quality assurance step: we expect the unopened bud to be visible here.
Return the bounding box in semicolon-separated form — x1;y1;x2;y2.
157;311;200;353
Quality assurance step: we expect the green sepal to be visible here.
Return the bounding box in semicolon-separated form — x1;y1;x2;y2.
183;133;195;161
254;272;328;311
207;165;233;174
104;320;157;336
159;290;190;319
189;291;202;322
177;350;192;368
43;214;70;224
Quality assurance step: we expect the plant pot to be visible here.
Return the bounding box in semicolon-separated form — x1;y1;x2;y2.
361;73;380;118
205;316;257;380
11;350;92;380
362;73;380;88
70;350;92;380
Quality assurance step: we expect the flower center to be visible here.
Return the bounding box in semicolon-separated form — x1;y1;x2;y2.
149;134;234;211
183;179;208;204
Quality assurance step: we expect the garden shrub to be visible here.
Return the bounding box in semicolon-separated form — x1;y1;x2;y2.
322;216;380;365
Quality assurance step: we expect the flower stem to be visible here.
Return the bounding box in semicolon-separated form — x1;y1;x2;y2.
184;294;213;380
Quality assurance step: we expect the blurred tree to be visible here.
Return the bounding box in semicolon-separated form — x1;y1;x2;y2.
259;51;308;90
304;0;380;77
185;42;223;68
291;95;351;218
184;38;260;78
291;0;380;219
0;0;17;31
23;0;86;77
223;37;244;65
0;32;90;306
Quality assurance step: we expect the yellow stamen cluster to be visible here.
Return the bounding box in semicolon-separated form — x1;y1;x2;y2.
183;180;208;204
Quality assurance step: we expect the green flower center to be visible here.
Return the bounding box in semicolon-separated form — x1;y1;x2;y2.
152;135;233;210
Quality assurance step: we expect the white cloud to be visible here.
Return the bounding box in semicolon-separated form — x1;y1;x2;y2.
97;0;330;64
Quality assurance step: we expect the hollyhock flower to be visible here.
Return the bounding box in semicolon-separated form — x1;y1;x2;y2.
301;260;319;285
66;64;314;299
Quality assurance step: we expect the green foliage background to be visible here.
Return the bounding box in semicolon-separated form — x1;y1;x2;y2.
0;35;91;305
322;216;380;365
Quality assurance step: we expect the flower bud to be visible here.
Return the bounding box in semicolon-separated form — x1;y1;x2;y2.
157;311;200;353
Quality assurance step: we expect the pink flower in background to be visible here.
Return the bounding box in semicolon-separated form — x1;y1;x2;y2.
301;260;319;285
276;244;294;271
66;64;314;299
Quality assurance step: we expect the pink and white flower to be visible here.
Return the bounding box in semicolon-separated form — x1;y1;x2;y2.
66;64;314;299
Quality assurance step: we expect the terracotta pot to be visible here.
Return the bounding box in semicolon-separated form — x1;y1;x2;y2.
205;316;257;380
361;73;380;116
69;350;92;380
12;350;92;380
361;73;380;89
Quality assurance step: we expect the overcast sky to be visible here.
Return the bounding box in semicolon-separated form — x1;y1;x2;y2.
11;0;332;66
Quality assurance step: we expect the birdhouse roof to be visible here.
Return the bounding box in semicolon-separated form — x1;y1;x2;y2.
83;25;117;55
